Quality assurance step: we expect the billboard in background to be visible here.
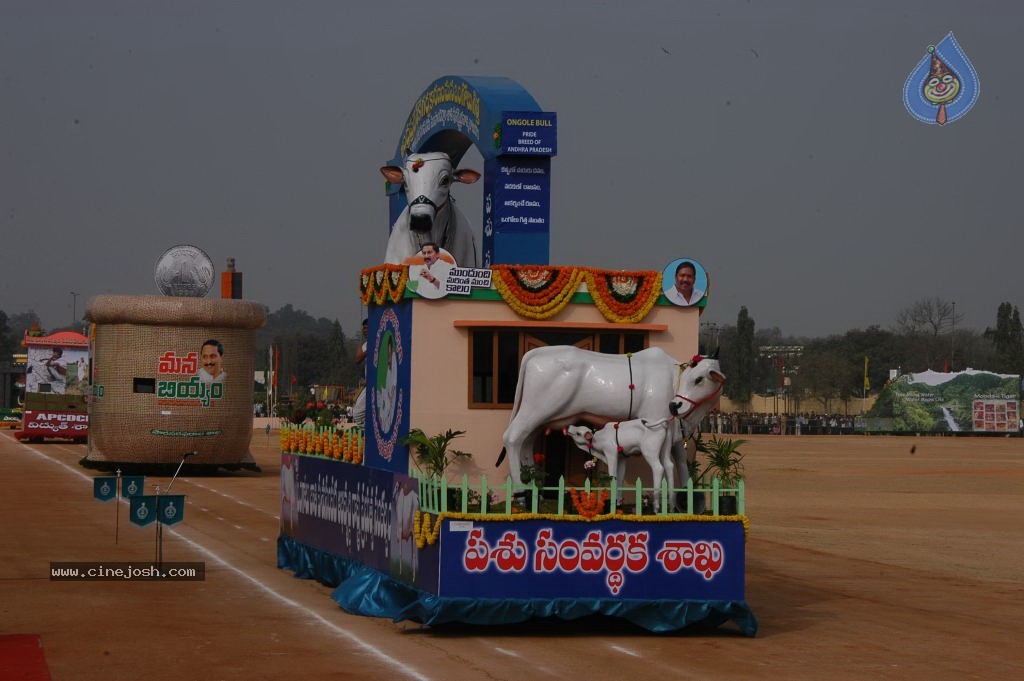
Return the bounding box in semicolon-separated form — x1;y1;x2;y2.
864;369;1020;433
25;345;89;395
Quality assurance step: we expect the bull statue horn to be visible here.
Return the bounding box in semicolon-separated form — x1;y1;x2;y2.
711;346;721;360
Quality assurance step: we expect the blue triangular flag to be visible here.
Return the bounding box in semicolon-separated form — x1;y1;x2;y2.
129;495;158;527
121;476;145;498
93;477;117;502
157;495;186;526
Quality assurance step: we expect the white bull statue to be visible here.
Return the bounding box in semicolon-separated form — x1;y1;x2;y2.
497;346;725;485
380;151;480;267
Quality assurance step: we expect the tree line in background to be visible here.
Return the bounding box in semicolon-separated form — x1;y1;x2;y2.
712;298;1024;413
4;296;1024;414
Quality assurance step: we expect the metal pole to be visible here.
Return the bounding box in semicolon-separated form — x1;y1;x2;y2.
950;301;956;371
70;291;78;326
154;484;161;565
165;451;197;495
159;451;195;567
115;468;121;545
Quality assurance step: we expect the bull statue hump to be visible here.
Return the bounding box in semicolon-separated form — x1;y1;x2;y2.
381;152;481;267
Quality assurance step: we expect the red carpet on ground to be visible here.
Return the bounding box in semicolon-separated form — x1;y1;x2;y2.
0;635;52;681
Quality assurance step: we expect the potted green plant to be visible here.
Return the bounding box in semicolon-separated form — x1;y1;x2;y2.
402;428;473;509
683;453;708;514
516;453;547;508
402;428;471;480
699;434;746;515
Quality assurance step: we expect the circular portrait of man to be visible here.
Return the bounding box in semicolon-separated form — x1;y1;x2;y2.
405;243;456;300
662;258;709;307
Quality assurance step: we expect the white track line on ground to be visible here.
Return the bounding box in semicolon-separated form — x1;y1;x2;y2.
609;644;642;657
5;434;433;681
184;480;280;520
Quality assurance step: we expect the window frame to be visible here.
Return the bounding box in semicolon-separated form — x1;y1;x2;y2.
460;321;665;409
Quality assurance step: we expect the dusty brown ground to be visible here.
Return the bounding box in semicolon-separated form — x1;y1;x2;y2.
1;430;1022;680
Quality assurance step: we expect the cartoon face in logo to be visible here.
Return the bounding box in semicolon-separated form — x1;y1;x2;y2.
902;33;979;126
923;59;960;105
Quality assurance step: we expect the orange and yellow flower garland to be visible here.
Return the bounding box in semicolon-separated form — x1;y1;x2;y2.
359;265;408;306
492;265;584;320
584;268;662;323
569;488;610;518
359;263;664;322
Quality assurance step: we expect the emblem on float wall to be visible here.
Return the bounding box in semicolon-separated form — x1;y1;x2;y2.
903;32;980;125
371;308;405;462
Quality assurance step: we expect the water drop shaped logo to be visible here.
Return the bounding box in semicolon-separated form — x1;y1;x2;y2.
903;32;980;125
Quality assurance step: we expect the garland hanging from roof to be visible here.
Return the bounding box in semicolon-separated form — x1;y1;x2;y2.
492;265;584;320
360;265;408;306
584;268;663;323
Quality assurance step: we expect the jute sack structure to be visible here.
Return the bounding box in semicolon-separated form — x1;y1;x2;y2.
85;295;267;467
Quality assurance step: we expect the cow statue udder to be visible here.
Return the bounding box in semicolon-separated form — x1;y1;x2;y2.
381;152;480;267
498;346;725;485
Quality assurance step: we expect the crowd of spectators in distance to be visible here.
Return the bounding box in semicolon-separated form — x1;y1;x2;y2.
700;411;857;435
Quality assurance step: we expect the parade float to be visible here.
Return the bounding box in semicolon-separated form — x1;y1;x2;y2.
14;327;90;443
82;246;267;470
278;76;757;635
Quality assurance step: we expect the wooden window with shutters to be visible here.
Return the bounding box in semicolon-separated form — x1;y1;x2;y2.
459;321;661;409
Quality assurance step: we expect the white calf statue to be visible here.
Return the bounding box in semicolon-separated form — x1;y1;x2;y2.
380;152;481;267
564;418;677;493
497;346;725;485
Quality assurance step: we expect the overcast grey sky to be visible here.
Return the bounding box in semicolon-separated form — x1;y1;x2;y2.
2;1;1020;338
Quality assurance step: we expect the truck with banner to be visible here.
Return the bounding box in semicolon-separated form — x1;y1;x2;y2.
861;368;1021;434
15;330;90;443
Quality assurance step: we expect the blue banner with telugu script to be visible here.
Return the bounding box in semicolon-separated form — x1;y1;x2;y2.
436;518;746;601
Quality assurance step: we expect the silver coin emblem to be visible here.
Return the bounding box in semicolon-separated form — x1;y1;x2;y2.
154;245;215;297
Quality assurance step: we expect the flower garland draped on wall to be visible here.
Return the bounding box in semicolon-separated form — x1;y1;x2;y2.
583;268;663;323
360;265;408;306
360;264;666;324
491;265;585;320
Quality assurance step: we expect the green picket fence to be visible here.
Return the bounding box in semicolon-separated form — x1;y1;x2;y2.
413;472;745;517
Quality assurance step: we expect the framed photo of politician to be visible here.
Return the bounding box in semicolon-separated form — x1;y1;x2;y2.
662;258;709;307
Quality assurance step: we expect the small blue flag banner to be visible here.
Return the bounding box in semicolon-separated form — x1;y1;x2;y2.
157;495;186;526
93;477;117;502
129;495;158;527
121;476;145;498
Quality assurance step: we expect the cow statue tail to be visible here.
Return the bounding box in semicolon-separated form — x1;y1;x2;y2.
507;355;531;425
496;446;507;468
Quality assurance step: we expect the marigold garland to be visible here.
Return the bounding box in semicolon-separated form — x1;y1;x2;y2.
414;511;441;548
359;265;408;306
492;265;584;320
584;268;663;323
569;488;610;518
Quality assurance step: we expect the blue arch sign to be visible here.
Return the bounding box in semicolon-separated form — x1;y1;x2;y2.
386;76;557;266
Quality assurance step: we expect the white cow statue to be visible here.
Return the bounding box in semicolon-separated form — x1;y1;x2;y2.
498;346;725;484
380;152;480;267
564;417;677;494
